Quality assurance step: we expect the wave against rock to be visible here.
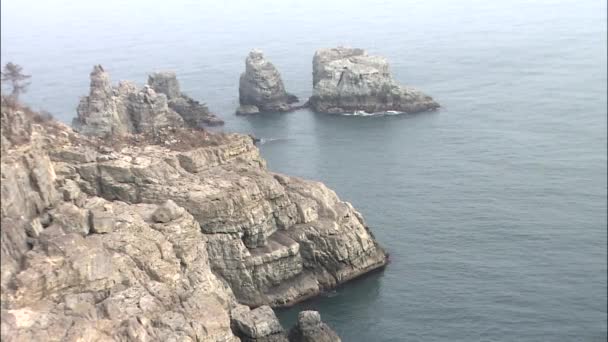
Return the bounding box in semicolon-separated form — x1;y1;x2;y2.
309;47;439;114
1;95;385;340
73;65;222;136
237;49;300;115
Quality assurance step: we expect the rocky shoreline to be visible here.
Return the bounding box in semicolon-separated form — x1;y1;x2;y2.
1;61;389;339
1;47;429;338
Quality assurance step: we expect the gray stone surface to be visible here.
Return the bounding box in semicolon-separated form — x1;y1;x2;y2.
148;72;225;127
231;305;288;341
73;65;184;136
309;46;440;114
288;311;341;342
1;95;383;340
236;104;261;115
238;49;299;113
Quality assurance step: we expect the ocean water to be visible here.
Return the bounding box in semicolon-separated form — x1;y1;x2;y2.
2;0;606;341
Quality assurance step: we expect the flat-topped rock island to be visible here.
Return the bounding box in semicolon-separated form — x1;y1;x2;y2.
309;47;439;114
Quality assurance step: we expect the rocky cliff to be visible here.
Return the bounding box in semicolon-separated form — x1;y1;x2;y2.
309;47;439;114
1;96;386;340
237;50;299;115
72;66;222;137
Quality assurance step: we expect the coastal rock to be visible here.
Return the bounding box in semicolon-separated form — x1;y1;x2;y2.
288;311;340;342
231;305;288;341
1;94;378;340
238;49;299;114
63;133;387;307
73;66;224;137
309;47;439;114
73;65;184;136
148;71;225;127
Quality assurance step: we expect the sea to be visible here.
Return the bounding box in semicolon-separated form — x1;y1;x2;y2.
1;0;606;340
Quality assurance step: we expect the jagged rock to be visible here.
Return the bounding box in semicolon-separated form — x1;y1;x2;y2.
2;102;241;341
1;96;383;340
238;49;299;114
48;202;90;236
73;65;185;136
147;71;181;100
89;207;115;234
288;311;340;342
152;199;185;223
231;305;288;341
309;47;439;114
148;72;225;127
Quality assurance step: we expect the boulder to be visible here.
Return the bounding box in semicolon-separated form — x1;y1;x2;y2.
151;199;185;223
231;305;288;341
288;311;341;342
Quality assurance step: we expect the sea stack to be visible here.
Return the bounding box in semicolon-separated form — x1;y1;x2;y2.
148;71;224;126
73;65;184;136
309;47;439;114
236;49;299;114
73;65;224;137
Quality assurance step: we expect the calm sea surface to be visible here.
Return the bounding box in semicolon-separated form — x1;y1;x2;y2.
2;0;606;340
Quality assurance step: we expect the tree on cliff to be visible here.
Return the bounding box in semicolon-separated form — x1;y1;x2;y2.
1;62;31;100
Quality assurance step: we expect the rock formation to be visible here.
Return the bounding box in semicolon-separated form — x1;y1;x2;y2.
309;47;440;114
288;311;340;342
1;96;383;340
231;305;288;341
237;49;299;115
73;65;222;136
148;71;224;127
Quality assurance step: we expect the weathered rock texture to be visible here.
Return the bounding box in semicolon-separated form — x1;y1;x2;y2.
309;47;439;114
148;72;224;127
231;305;288;341
73;66;222;136
288;311;340;342
2;96;384;340
237;49;299;115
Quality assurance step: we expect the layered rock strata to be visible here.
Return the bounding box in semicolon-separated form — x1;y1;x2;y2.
237;49;299;115
309;47;439;114
1;98;383;340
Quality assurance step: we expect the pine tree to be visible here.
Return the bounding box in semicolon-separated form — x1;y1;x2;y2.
1;62;31;99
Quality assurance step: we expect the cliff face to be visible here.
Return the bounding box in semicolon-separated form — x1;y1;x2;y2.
309;47;440;114
2;103;240;341
72;66;222;137
237;50;299;115
1;97;385;340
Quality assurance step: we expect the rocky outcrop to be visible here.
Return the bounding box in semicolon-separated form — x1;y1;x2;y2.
148;72;224;127
288;311;340;342
237;49;299;115
2;97;383;339
309;47;440;114
2;102;240;341
73;66;222;137
231;305;288;341
73;65;184;136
